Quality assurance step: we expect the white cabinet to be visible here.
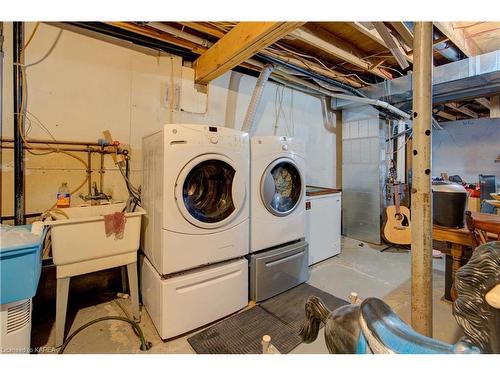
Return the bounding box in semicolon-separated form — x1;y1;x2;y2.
305;191;341;266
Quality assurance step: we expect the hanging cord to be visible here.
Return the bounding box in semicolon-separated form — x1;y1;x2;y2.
58;316;151;354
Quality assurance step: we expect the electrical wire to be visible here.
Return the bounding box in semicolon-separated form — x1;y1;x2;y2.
58;316;151;354
13;23;90;213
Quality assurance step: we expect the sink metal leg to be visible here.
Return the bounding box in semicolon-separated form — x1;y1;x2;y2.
127;262;140;322
121;266;128;294
56;277;70;348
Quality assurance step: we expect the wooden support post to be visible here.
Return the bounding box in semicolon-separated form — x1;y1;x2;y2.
411;22;433;337
491;95;500;118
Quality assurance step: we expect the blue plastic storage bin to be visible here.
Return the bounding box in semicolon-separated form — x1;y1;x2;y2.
0;225;46;304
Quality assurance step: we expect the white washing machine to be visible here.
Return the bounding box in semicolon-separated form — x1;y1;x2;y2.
142;124;250;275
141;124;250;339
250;136;306;253
249;136;309;302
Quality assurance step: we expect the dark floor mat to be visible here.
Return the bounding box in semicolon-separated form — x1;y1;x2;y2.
260;283;349;333
187;306;301;354
188;283;348;354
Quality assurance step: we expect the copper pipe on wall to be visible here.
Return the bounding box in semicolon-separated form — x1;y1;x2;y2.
1;143;124;154
1;136;108;147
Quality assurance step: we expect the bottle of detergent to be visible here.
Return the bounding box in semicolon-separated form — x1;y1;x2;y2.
56;182;71;208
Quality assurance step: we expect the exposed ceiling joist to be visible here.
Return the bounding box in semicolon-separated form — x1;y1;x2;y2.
373;22;410;70
389;22;414;48
178;22;226;39
475;97;491;110
290;28;387;79
194;22;304;85
436;110;457;121
445;103;478;118
434;22;482;57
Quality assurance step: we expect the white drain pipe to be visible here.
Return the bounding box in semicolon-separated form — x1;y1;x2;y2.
241;63;275;135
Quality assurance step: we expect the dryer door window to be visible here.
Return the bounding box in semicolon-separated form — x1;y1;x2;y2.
261;159;302;217
182;159;236;223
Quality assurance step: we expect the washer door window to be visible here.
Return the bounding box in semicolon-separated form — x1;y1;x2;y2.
261;158;302;217
176;155;245;229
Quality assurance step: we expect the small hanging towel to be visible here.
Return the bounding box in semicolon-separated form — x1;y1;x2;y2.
104;212;127;239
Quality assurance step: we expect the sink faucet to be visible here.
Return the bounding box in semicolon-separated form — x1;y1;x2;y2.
79;182;112;203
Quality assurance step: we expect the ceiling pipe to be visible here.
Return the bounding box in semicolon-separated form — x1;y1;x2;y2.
273;68;411;120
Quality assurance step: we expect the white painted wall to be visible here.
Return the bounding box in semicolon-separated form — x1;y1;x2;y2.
432;118;500;183
1;22;338;218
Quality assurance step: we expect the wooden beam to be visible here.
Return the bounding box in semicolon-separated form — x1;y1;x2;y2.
435;110;457;121
373;22;410;69
445;103;478;118
178;22;226;39
491;95;500;118
290;28;387;79
108;22;208;54
475;97;491;110
389;22;414;48
194;22;304;84
434;22;482;57
350;22;388;48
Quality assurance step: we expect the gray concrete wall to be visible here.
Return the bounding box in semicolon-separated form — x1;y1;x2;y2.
432;118;500;184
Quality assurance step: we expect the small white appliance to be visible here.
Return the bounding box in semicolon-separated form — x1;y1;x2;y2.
250;136;306;253
142;124;250;275
141;256;248;339
141;124;250;339
305;188;342;265
0;299;32;353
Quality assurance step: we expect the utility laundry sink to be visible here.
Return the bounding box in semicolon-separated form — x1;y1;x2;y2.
45;202;145;276
38;202;146;347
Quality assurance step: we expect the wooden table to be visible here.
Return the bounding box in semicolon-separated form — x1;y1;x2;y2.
433;212;500;301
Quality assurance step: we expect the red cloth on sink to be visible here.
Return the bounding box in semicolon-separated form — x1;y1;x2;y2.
104;212;127;239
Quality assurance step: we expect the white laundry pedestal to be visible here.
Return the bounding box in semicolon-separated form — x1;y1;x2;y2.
305;187;342;266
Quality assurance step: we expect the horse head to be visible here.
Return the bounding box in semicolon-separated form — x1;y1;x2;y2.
454;241;500;354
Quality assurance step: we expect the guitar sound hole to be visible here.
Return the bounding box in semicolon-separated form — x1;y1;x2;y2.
394;213;410;227
401;214;409;227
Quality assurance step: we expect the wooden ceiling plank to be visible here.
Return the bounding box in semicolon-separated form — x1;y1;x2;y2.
475;97;491;110
194;22;304;85
389;22;414;48
434;22;482;57
178;22;226;39
108;22;208;54
445;103;478;118
290;28;369;69
436;110;457;121
290;28;387;79
349;22;388;48
373;22;410;69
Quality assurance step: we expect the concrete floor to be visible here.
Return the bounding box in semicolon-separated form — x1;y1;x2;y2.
32;237;461;354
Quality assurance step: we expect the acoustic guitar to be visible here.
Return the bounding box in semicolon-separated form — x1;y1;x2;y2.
383;181;411;245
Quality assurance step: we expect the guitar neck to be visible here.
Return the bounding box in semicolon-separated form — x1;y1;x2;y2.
393;183;401;214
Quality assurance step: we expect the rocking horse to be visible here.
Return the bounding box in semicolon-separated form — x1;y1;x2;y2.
300;241;500;354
